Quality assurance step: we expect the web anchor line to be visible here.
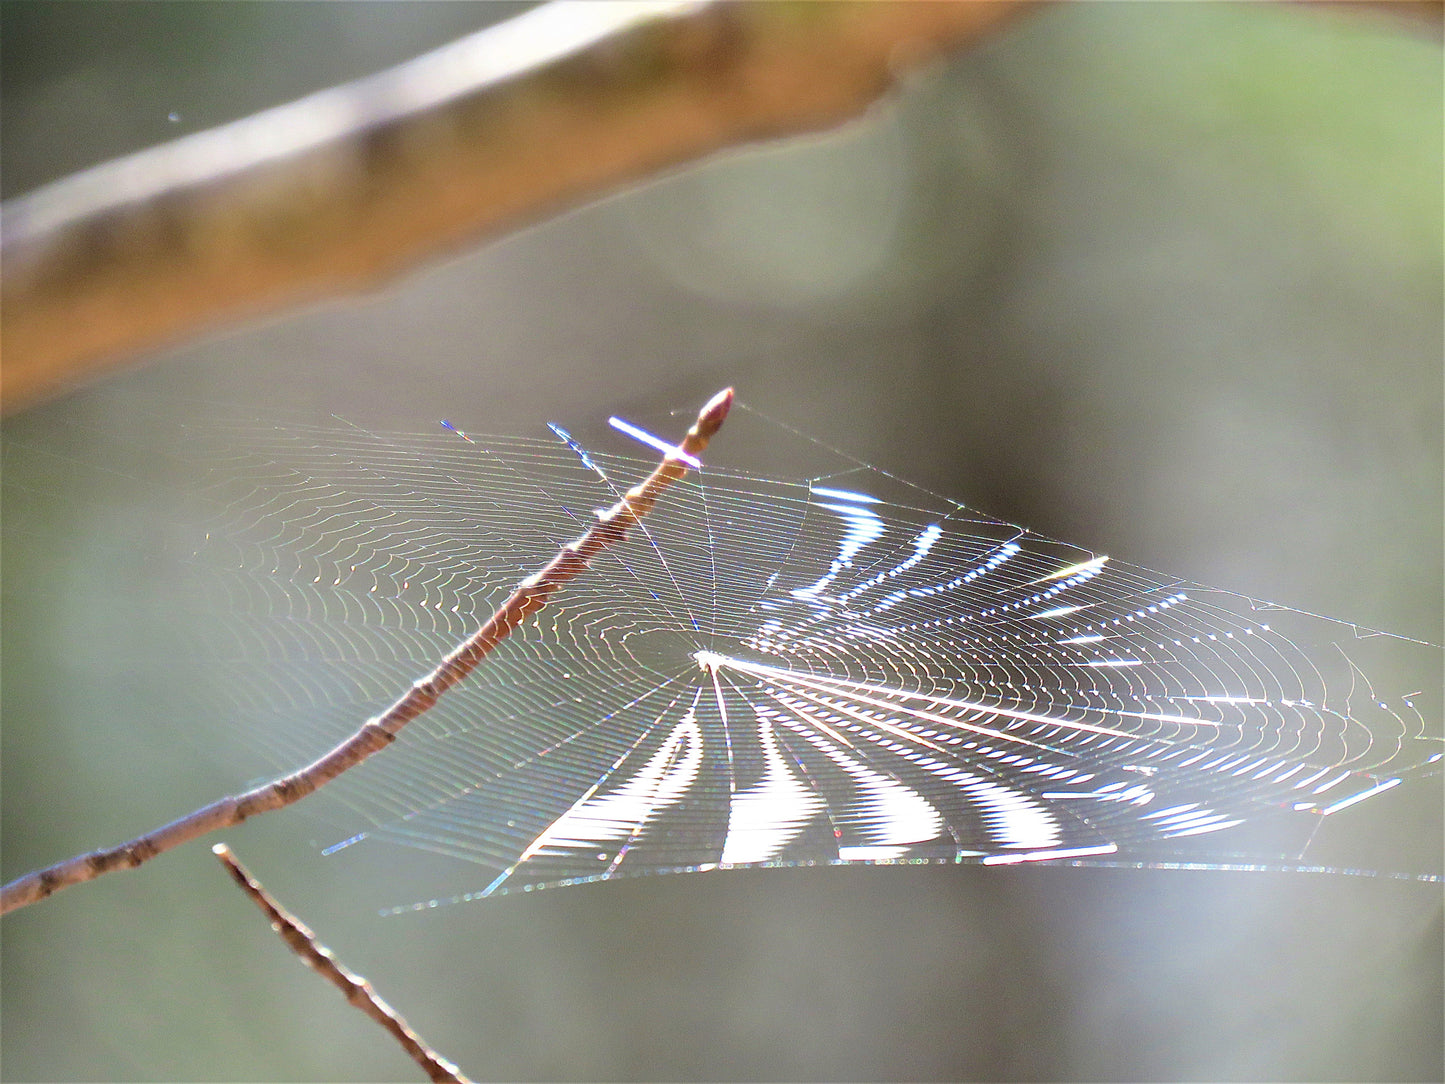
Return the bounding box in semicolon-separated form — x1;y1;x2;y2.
0;388;736;916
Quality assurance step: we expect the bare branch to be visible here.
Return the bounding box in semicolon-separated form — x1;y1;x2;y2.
0;0;1031;412
213;843;468;1084
0;387;734;915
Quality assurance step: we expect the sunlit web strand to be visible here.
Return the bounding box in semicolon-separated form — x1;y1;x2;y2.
378;410;1437;896
323;410;1440;888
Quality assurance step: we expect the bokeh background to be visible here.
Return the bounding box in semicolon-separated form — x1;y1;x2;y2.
3;3;1441;1080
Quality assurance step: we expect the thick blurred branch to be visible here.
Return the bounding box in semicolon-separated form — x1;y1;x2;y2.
0;0;1030;412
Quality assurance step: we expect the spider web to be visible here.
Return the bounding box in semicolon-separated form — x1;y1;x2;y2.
6;398;1441;908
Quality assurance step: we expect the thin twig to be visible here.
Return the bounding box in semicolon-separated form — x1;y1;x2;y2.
0;387;734;915
1;0;1031;412
213;843;468;1084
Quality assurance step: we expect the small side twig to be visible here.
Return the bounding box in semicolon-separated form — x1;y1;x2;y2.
213;843;467;1084
1;387;734;915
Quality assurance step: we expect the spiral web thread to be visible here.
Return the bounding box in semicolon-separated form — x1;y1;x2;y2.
7;400;1441;909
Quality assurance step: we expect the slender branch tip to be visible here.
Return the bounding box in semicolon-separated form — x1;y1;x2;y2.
692;386;734;443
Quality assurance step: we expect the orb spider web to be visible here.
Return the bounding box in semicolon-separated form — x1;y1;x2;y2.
102;395;1440;912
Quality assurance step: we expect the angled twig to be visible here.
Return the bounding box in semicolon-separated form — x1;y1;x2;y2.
1;387;734;915
213;843;468;1084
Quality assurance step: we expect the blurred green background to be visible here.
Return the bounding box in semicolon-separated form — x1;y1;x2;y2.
2;3;1441;1080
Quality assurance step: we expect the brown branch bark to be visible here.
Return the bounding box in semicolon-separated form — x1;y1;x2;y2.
0;387;733;915
213;844;468;1083
0;0;1032;412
